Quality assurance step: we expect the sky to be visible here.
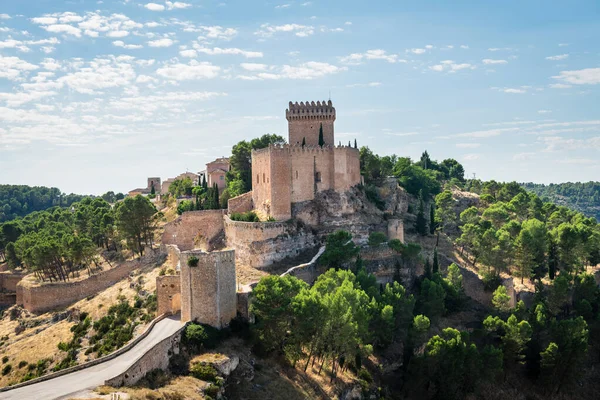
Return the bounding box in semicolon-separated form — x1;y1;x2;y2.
0;0;599;195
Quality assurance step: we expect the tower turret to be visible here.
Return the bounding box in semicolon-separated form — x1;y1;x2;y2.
286;100;336;146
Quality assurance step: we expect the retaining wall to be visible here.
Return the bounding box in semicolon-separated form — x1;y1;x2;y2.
161;210;225;252
105;323;186;387
227;191;253;215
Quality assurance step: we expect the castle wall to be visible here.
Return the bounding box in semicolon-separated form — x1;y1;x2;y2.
251;148;273;218
227;191;254;214
387;219;405;243
156;275;181;316
161;210;225;252
224;216;318;269
268;147;292;220
180;250;237;328
16;260;142;313
0;272;23;292
334;146;361;192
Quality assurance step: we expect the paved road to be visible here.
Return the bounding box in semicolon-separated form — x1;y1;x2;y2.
1;315;183;400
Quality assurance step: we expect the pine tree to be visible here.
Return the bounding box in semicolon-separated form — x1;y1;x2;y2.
318;123;324;147
548;237;558;280
432;248;439;274
302;137;306;147
354;139;357;149
429;202;436;235
415;190;427;236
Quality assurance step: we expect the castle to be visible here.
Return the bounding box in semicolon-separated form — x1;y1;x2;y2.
251;100;361;220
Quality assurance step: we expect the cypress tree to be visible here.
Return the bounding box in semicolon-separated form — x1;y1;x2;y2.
429;202;436;235
202;174;207;189
213;183;219;209
424;258;432;279
354;139;357;149
432;248;439;274
348;141;351;147
318;123;324;147
415;190;427;236
150;182;155;195
548;237;558;280
302;137;306;147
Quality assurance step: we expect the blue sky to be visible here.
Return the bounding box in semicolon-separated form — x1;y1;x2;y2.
0;0;599;195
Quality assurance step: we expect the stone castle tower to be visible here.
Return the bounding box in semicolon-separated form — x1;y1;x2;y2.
286;100;335;146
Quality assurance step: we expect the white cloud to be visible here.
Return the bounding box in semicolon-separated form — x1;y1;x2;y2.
0;55;38;80
463;154;480;161
454;127;518;138
482;59;508;65
156;61;220;80
255;23;314;38
456;143;481;148
546;54;568;61
503;88;526;94
538;110;552;114
148;38;174;47
275;4;291;9
552;68;600;85
107;30;130;38
166;1;192;9
513;152;536;161
340;49;404;65
408;48;426;55
136;75;157;83
0;14;10;19
44;24;82;37
194;46;263;58
240;63;268;71
179;49;197;58
144;3;166;11
238;61;345;80
346;82;382;88
31;17;58;25
549;83;572;89
460;45;469;49
56;56;137;94
113;40;143;49
488;47;513;52
429;60;475;73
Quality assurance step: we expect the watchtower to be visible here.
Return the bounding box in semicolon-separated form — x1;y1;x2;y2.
286;100;336;146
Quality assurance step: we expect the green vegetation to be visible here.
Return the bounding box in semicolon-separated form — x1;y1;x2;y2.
229;211;260;222
522;181;600;221
0;185;86;223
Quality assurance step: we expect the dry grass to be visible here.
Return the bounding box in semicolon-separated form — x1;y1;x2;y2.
96;376;207;400
0;252;167;388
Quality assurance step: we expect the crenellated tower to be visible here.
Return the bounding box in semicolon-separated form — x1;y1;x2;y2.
286;100;336;146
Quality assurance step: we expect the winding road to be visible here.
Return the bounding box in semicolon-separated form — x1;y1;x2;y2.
0;315;183;400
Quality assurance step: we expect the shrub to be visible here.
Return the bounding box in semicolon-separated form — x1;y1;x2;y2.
187;256;199;267
184;323;221;349
230;211;260;222
368;231;387;247
190;363;218;382
482;272;502;292
365;185;385;210
204;383;221;398
18;360;27;369
2;364;12;375
358;367;373;383
2;356;8;364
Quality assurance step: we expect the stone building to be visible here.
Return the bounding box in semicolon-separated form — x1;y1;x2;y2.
128;177;161;197
251;101;361;220
206;157;230;190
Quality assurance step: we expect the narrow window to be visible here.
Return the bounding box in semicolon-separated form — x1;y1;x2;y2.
257;174;259;184
296;171;299;179
263;173;266;183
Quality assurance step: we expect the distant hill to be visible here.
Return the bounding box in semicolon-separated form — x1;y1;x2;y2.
521;181;600;221
0;185;87;223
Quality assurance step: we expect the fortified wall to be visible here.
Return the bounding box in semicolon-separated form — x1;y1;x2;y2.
16;257;149;313
179;250;237;328
287;100;335;146
227;191;253;214
161;210;225;252
224;215;318;268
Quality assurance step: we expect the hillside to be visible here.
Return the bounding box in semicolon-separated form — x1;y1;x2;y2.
521;182;600;221
0;185;87;223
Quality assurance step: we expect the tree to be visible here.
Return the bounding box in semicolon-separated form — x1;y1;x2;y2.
415;191;428;236
301;137;306;147
320;230;360;269
429;203;436;234
367;231;387;247
419;278;446;320
318;123;324;147
251;275;308;352
432;248;439;274
150;182;155;196
492;285;511;313
445;263;463;294
115;195;157;257
354;139;357;149
418;150;431;170
515;219;547;283
435;190;456;237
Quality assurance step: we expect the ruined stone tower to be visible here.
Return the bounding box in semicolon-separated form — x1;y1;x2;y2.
286;100;335;146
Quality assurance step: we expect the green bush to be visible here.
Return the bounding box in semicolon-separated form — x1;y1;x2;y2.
368;231;387;247
2;364;12;375
18;360;27;369
482;272;502;292
187;256;199;267
2;356;8;364
230;211;260;222
358;367;373;383
184;323;221;349
190;363;218;382
365;185;385;210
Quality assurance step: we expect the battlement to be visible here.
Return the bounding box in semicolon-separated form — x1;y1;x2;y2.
286;100;336;121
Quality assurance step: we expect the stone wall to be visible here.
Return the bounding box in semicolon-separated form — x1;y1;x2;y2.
164;244;181;271
0;272;23;292
224;216;318;269
156;275;181;316
180;250;237;328
16;259;143;313
161;210;225;252
227;191;254;215
286;100;335;146
105;324;185;387
387;219;405;243
333;146;361;192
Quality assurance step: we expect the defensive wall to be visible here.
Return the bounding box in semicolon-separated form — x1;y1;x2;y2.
156;275;181;316
16;258;145;313
224;215;318;269
105;322;185;388
227;191;253;214
164;244;181;271
180;250;237;328
388;219;405;243
251;144;360;221
161;210;225;252
0;272;24;293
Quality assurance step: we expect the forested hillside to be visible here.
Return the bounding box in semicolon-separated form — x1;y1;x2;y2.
0;185;86;223
522;182;600;221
